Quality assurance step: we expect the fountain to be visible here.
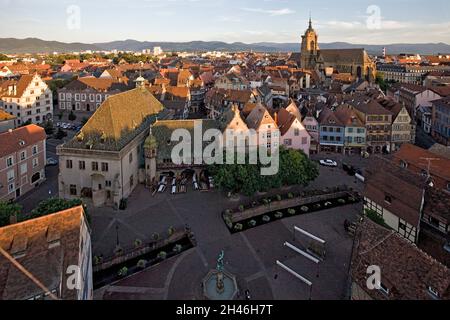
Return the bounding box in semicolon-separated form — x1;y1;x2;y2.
202;250;238;300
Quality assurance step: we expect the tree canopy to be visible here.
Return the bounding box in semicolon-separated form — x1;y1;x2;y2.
209;147;319;196
0;202;22;227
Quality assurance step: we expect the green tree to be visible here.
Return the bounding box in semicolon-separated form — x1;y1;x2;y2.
42;120;54;135
27;198;85;220
209;147;319;196
0;202;22;227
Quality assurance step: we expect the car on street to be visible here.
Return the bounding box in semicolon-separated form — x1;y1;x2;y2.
319;159;338;167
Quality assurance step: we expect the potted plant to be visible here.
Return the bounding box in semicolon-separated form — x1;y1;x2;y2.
118;267;128;277
173;244;183;253
114;246;123;256
275;195;282;201
157;251;167;260
93;255;103;265
301;206;309;213
262;198;270;205
238;205;245;212
151;232;160;241
338;198;346;204
248;220;257;227
137;260;147;269
134;239;143;248
262;215;271;222
224;216;233;229
234;223;243;231
288;193;294;199
288;208;296;215
168;226;176;237
275;211;283;219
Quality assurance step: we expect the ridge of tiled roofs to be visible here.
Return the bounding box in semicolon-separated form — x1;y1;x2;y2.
0;109;16;121
78;77;115;91
352;217;450;300
1;74;35;98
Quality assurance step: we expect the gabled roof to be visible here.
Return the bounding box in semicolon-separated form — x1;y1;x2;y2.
0;125;46;157
285;99;302;121
277;108;297;136
0;74;36;98
245;103;277;130
334;104;364;127
318;107;344;126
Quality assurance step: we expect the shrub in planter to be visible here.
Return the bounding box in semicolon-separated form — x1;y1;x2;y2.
134;239;143;248
118;267;128;277
157;251;167;260
348;197;356;203
168;226;176;237
114;246;123;256
276;195;282;201
288;193;294;199
262;215;271;222
173;244;183;253
137;260;147;269
275;211;283;219
224;209;231;215
314;204;322;210
224;216;233;228
238;205;245;212
93;256;103;265
301;206;309;213
288;208;296;215
151;233;160;241
337;199;346;204
234;223;243;231
262;198;270;205
248;220;257;227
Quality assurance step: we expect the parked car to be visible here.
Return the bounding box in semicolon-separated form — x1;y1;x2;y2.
171;185;177;194
46;158;58;166
319;159;338;167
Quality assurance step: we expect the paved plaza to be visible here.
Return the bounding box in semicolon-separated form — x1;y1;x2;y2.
92;159;366;300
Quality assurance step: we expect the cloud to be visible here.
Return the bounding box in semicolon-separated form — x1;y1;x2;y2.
241;7;295;16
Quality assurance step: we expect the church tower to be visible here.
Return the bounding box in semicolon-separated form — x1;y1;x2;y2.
300;16;319;70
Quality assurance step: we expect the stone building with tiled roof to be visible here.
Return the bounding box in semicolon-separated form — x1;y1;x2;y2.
0;206;92;300
57;77;131;115
57;87;165;207
0;109;17;133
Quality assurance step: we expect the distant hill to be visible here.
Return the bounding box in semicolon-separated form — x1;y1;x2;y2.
1;37;450;55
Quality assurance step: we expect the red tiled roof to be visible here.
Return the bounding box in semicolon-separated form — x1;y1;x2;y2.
0;124;46;157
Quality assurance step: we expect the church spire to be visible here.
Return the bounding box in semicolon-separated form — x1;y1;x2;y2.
308;12;312;29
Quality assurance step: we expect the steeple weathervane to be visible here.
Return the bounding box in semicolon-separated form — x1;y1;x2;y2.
309;12;312;29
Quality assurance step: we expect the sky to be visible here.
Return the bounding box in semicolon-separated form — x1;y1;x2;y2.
0;0;449;44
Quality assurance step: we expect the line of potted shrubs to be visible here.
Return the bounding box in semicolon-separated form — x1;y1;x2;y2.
223;193;358;233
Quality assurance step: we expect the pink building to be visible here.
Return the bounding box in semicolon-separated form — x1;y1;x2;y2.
0;125;46;201
277;107;311;156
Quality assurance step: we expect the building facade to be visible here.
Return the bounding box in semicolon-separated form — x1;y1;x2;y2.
431;97;450;146
0;125;46;202
0;74;53;125
57;87;164;207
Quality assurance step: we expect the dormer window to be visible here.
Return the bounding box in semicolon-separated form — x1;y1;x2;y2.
400;160;408;168
384;194;392;204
